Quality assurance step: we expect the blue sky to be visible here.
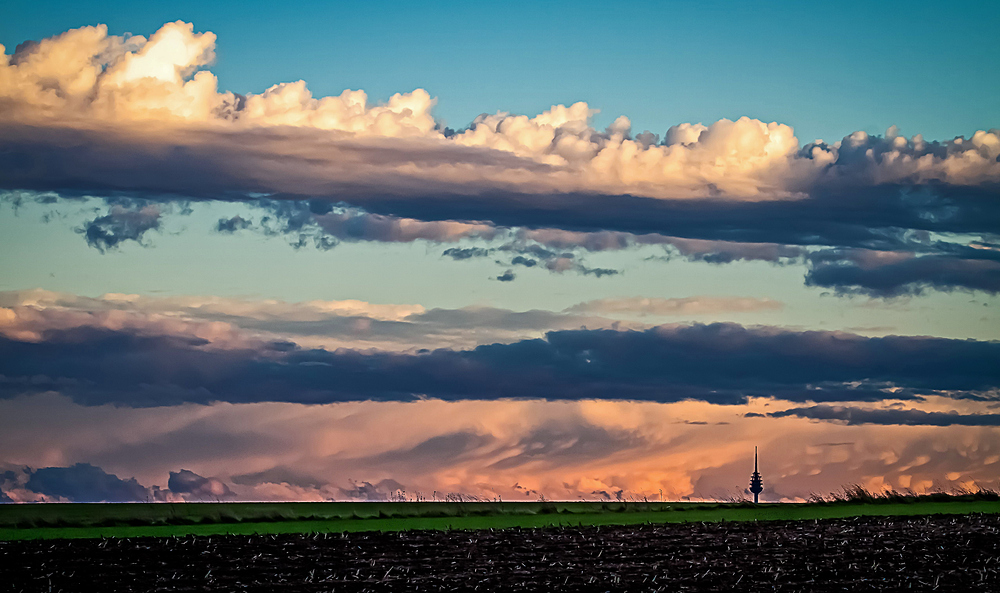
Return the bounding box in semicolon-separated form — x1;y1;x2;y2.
0;3;998;503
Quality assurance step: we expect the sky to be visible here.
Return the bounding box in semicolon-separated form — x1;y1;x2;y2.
0;2;998;503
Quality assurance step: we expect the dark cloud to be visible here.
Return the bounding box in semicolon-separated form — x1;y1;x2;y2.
576;264;619;278
1;323;998;408
12;462;237;502
338;479;406;501
768;405;1000;426
167;469;234;499
442;247;492;260
7;126;1000;293
79;204;161;252
444;240;619;278
3;121;999;258
495;270;516;282
662;239;806;265
805;251;1000;296
216;215;251;233
230;468;326;490
24;463;148;502
354;185;1000;257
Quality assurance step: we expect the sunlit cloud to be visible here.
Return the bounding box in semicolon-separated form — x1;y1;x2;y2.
1;394;998;502
2;22;998;202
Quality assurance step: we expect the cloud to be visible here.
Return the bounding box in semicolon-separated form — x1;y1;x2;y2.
565;296;784;316
1;23;998;261
0;288;641;352
1;20;998;323
339;479;406;501
80;203;162;252
5;462;234;502
658;237;806;265
768;405;1000;426
24;462;148;502
442;246;492;260
216;215;251;233
1;321;997;407
167;469;234;499
488;424;646;471
32;190;1000;294
805;250;1000;296
5;393;1000;503
230;467;326;490
353;431;496;471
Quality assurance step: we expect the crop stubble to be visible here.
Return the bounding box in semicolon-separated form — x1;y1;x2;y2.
3;514;999;592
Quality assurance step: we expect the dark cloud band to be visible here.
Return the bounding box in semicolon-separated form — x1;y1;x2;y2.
765;405;1000;427
1;323;996;407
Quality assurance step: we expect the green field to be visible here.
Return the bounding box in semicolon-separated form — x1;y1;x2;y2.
3;497;1000;541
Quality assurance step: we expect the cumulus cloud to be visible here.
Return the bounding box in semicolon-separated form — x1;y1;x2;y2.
167;469;234;500
0;462;236;502
24;462;148;502
0;22;435;135
2;22;998;206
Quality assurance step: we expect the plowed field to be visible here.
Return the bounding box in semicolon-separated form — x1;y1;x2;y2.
4;514;999;592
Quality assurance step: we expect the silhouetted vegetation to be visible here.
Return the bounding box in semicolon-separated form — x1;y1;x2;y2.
810;484;1000;505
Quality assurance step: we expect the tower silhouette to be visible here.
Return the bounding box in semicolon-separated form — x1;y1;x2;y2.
749;446;763;503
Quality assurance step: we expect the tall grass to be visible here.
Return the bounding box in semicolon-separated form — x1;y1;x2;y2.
809;484;1000;505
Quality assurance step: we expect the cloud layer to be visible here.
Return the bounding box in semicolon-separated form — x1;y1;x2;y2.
3;23;998;200
3;22;999;296
1;289;786;352
2;394;998;502
2;306;996;407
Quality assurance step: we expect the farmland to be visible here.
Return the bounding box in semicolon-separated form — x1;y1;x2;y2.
3;496;1000;541
3;513;1000;591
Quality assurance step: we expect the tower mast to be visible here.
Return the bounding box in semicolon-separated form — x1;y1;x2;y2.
749;446;764;503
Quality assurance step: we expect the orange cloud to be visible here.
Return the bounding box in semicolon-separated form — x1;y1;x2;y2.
2;394;997;502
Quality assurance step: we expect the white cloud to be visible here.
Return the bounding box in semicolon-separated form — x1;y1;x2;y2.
2;21;998;203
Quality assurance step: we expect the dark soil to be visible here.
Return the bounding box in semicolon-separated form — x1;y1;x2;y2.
3;514;1000;592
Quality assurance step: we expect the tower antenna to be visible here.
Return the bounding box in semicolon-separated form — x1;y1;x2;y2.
749;446;764;504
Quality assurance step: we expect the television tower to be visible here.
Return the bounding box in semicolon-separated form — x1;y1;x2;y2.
749;446;764;503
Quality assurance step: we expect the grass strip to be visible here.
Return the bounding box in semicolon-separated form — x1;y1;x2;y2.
4;500;1000;541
